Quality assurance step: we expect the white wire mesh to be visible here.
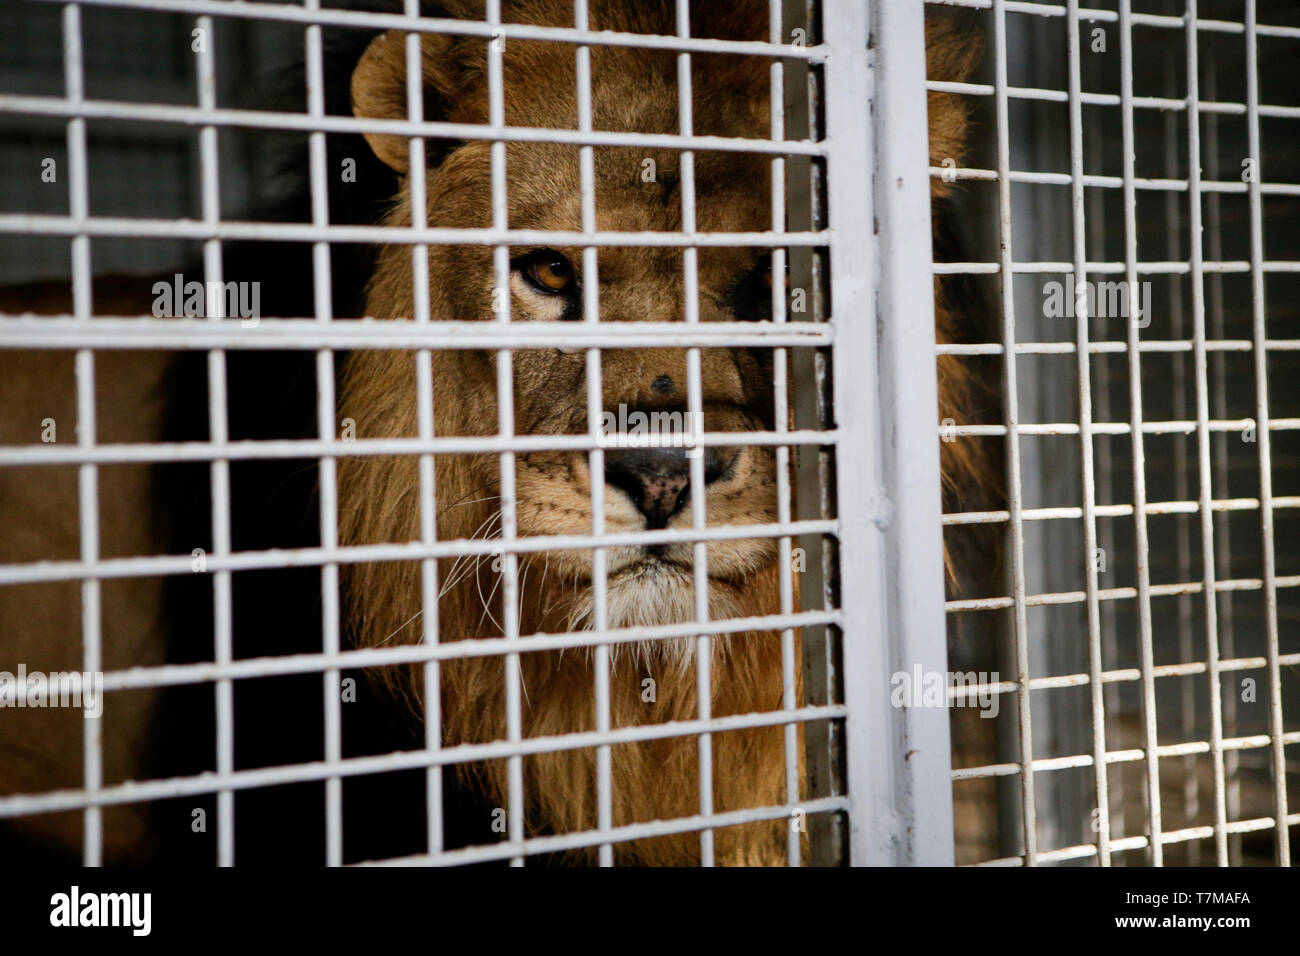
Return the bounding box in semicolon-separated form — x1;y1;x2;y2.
933;0;1297;866
7;0;1290;870
0;0;872;867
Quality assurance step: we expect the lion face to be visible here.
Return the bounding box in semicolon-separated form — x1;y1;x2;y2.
348;11;786;645
453;148;781;613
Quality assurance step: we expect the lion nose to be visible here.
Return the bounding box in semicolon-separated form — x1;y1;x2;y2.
604;446;726;530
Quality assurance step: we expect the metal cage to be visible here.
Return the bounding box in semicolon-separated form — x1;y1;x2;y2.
0;0;1294;868
934;0;1298;867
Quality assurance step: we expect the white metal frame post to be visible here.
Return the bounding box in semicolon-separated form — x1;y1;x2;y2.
825;0;954;865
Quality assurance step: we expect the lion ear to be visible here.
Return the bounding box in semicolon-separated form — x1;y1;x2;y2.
351;29;461;173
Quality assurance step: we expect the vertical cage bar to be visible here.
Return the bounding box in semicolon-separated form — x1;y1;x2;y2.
822;0;883;865
402;0;445;860
1162;51;1199;862
484;0;525;868
674;0;715;868
1118;0;1163;867
1183;0;1229;867
1244;0;1290;868
195;11;236;867
825;0;953;865
62;0;103;868
1203;57;1241;866
1087;94;1123;852
768;0;801;869
787;0;841;867
304;0;343;868
872;0;955;866
991;0;1037;866
573;0;614;868
1065;0;1110;867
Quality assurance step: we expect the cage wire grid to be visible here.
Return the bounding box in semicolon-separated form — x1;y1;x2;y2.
2;0;1294;869
0;0;946;867
930;0;1297;867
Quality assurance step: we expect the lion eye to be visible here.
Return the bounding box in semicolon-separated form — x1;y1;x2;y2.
520;250;574;293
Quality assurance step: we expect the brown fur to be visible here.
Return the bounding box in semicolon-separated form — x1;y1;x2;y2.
925;14;990;577
338;1;981;864
0;280;172;861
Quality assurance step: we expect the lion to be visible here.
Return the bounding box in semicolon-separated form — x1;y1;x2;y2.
0;0;983;866
336;0;983;865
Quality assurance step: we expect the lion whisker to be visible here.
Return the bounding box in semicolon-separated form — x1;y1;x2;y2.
474;544;506;637
375;606;424;647
436;486;500;518
440;510;502;600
